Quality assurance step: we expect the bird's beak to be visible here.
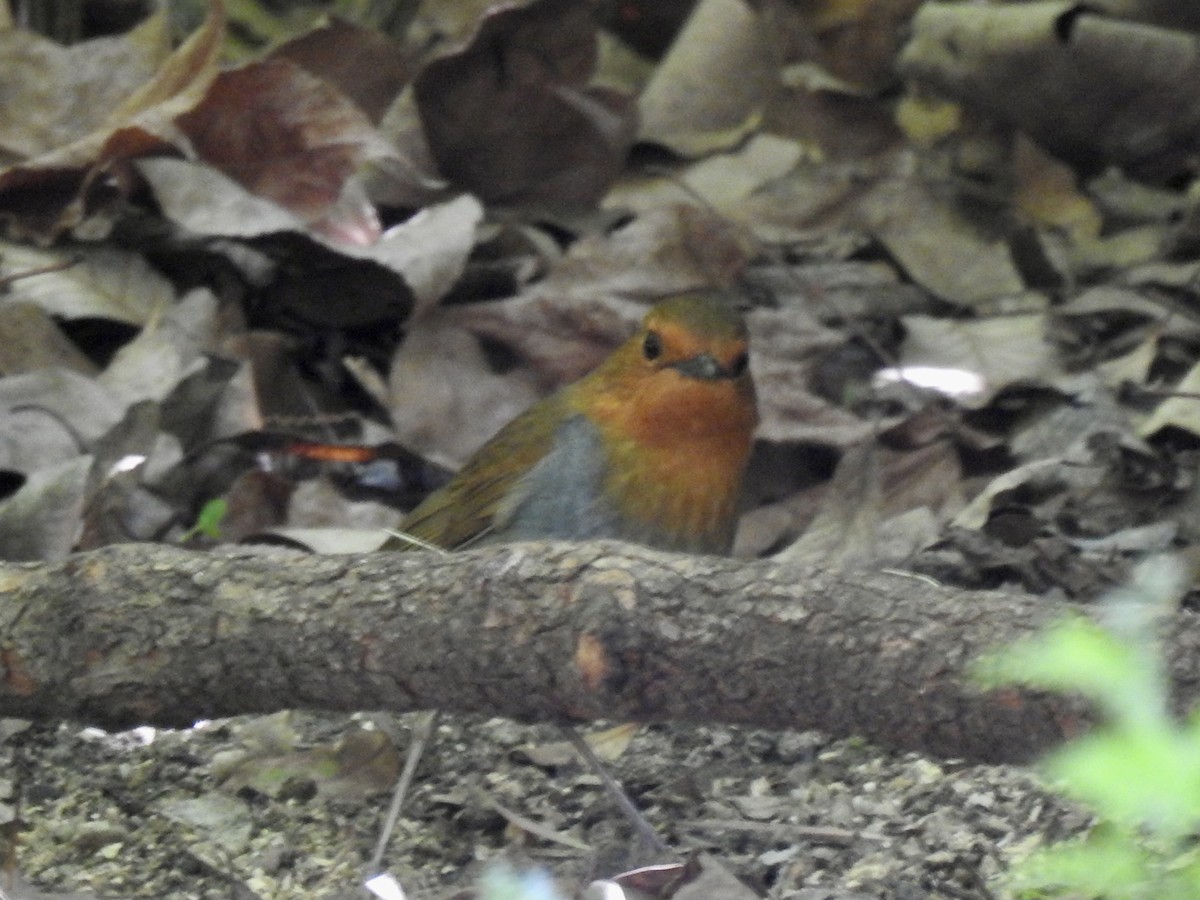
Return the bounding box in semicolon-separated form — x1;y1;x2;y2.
671;354;737;381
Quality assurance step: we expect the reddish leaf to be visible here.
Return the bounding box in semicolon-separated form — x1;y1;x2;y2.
176;59;390;241
270;17;414;124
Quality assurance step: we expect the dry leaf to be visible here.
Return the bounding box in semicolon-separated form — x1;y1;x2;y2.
0;9;171;158
1137;360;1200;439
858;166;1025;305
1014;134;1101;242
0;1;224;241
777;441;883;567
0;242;174;324
586;722;639;761
0;455;91;560
369;195;483;313
899;2;1200;183
176;58;391;240
898;314;1058;408
604;134;805;219
749;307;884;448
414;0;637;206
0;303;98;376
794;0;925;93
637;0;774;156
387;314;543;468
270;17;413;123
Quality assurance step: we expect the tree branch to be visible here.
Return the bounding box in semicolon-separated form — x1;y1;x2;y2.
2;542;1193;763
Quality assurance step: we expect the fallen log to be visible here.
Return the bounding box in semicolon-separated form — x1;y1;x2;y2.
3;540;1191;763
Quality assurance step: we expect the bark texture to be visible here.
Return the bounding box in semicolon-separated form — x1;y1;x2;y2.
1;541;1195;763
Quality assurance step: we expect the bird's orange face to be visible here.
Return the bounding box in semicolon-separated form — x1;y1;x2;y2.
581;294;758;448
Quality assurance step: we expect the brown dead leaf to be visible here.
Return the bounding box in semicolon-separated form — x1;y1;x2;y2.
537;202;753;306
414;0;637;206
749;307;885;448
222;331;323;425
444;204;754;386
899;2;1200;183
448;293;649;391
270;17;413;124
318;727;401;801
777;438;960;566
176;58;391;241
1014;134;1101;242
772;441;888;564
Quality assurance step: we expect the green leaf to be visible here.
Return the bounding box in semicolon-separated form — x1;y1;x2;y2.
1007;828;1149;897
1045;729;1200;834
974;616;1164;726
181;498;228;542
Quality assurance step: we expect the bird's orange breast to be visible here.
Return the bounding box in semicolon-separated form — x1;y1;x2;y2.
570;363;758;553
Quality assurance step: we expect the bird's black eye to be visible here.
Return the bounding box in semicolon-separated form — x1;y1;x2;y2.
730;352;749;376
643;331;663;361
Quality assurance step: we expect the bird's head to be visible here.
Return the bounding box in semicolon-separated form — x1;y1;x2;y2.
575;293;758;449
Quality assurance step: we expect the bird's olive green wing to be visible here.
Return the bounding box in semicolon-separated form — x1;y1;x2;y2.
394;393;569;551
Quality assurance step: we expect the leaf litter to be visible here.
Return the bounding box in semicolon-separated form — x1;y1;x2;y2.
2;0;1200;896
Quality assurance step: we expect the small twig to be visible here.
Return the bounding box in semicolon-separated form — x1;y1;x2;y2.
559;725;670;855
677;818;864;847
380;528;452;555
367;710;439;874
470;785;592;852
0;255;82;290
880;568;943;588
1120;385;1200;403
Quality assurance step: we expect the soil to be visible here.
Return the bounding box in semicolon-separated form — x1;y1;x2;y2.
8;708;1090;899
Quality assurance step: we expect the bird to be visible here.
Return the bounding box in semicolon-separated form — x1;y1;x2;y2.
395;292;758;555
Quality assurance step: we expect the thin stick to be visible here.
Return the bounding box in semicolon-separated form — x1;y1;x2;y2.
558;725;669;855
368;710;440;874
